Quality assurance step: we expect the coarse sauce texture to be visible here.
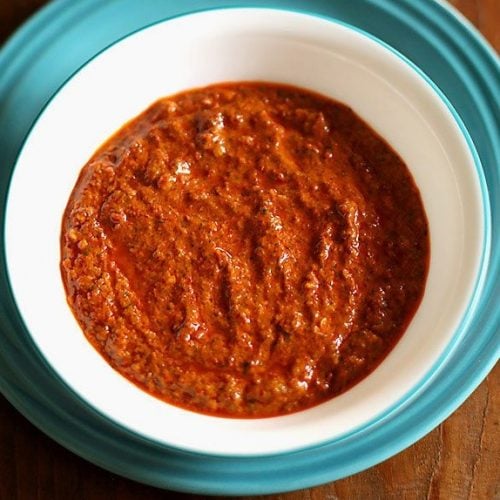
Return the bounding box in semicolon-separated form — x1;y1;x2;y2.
61;82;429;417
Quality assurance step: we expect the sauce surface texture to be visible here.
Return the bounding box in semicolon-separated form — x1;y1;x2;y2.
61;83;429;417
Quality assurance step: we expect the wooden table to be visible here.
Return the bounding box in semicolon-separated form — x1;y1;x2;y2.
0;1;498;498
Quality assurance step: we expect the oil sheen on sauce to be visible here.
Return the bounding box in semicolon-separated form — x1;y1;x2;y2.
61;83;429;417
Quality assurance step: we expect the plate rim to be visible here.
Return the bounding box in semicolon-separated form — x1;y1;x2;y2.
3;4;492;458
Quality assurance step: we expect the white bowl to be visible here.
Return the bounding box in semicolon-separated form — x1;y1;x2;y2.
5;8;484;456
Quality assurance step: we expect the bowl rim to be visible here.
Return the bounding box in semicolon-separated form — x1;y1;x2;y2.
3;5;492;458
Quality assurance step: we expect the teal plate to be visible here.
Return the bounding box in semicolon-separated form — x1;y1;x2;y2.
0;0;498;495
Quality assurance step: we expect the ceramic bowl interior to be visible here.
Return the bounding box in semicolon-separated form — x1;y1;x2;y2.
5;8;484;456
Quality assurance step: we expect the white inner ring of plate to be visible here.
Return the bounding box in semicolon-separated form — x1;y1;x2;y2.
5;9;484;456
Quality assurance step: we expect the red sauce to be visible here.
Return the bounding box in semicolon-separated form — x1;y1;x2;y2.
61;82;429;417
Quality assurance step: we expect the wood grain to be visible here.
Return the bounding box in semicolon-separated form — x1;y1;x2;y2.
0;1;498;499
448;0;500;51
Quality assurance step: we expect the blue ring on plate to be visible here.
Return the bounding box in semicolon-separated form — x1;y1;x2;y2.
0;0;498;495
2;4;492;457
